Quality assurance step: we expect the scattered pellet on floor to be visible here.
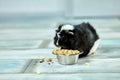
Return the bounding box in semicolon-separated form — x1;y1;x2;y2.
85;63;90;67
36;70;41;75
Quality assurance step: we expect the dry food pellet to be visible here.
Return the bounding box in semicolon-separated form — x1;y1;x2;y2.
36;70;41;75
46;57;52;62
85;63;90;66
47;62;53;65
46;57;53;65
39;58;44;63
58;47;61;50
92;52;96;55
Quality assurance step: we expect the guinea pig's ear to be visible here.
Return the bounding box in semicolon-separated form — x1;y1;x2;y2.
58;24;64;29
55;24;64;32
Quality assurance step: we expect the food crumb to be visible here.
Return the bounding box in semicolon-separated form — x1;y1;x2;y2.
93;53;96;56
46;57;53;65
58;46;61;50
46;57;52;62
36;70;41;75
39;58;44;63
85;63;90;66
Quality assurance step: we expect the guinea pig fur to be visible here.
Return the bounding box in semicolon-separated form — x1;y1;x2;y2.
54;22;100;58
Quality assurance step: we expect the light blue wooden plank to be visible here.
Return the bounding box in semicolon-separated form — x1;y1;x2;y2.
0;49;54;59
100;40;120;46
32;59;120;73
0;18;118;24
0;59;31;73
0;40;42;49
0;73;119;80
0;29;55;40
0;23;56;29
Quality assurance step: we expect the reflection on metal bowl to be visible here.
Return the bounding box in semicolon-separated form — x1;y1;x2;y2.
56;52;83;65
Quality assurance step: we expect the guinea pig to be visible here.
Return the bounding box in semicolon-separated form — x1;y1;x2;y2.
54;22;100;58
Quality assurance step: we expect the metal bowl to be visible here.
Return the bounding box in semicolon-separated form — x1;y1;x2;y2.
56;52;82;65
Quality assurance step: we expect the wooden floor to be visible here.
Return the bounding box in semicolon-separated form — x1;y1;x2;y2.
0;18;120;80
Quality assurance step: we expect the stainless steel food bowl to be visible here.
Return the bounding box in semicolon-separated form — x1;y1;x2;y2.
56;52;82;65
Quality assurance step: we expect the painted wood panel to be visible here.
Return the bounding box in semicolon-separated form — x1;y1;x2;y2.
0;73;120;80
0;59;31;73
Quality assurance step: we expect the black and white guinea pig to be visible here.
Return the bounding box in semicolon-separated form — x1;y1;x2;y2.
54;22;100;58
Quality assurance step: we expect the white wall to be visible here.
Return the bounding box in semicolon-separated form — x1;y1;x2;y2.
0;0;64;17
72;0;120;17
0;0;120;17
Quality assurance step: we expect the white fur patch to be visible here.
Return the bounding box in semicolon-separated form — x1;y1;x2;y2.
56;33;60;46
88;39;101;55
56;24;74;46
61;25;74;31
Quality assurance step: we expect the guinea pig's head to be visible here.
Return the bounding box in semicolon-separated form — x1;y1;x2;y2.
54;24;75;49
